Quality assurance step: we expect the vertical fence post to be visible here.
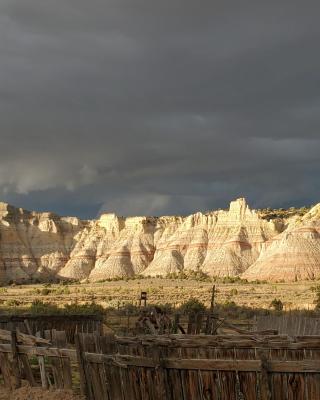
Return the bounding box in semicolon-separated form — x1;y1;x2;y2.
75;333;88;399
153;346;168;399
10;330;21;389
210;285;216;311
258;350;272;400
36;331;48;389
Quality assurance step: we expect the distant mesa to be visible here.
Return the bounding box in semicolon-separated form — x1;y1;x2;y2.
0;198;318;284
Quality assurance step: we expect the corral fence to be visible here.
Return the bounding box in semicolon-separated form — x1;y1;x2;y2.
78;334;320;400
0;314;103;343
257;314;320;336
124;310;261;336
2;329;320;399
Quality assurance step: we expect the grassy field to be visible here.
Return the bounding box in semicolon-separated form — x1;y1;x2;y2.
0;278;318;313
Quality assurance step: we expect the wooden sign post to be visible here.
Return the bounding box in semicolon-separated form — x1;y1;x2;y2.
139;291;147;307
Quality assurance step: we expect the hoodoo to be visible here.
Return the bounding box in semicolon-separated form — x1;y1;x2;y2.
0;198;318;283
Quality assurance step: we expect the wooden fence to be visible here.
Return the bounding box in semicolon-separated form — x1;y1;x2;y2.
0;314;103;343
2;330;320;399
257;314;320;336
133;311;265;336
78;334;320;400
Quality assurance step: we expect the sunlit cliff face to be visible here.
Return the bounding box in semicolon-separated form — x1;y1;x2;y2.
0;198;319;284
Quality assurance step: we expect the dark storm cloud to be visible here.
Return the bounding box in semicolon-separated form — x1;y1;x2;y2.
0;0;320;217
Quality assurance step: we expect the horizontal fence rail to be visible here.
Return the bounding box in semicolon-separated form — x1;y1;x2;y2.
0;314;103;343
2;331;320;399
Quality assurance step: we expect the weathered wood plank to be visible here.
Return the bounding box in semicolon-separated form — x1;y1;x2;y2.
83;352;320;374
10;330;21;388
0;352;16;389
75;333;89;398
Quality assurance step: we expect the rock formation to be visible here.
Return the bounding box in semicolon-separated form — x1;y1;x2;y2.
242;204;320;281
0;198;319;284
0;202;86;284
142;199;279;277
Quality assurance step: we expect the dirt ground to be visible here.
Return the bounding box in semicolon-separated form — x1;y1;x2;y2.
0;385;83;400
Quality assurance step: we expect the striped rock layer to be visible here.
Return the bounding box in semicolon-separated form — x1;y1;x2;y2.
0;198;319;283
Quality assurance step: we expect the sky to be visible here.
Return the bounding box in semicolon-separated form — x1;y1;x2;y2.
0;0;319;218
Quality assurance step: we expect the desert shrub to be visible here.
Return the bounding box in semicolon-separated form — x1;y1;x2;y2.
29;300;60;314
230;288;238;296
222;300;237;309
59;280;72;286
211;276;249;284
40;288;51;296
313;287;320;309
250;279;268;284
27;300;104;315
179;298;206;314
223;276;244;284
64;302;104;315
165;270;212;282
259;206;311;220
166;272;186;279
187;270;212;282
55;286;71;295
5;299;21;307
99;274;147;282
270;298;283;311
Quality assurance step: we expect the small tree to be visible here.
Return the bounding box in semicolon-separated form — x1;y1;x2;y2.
179;298;206;314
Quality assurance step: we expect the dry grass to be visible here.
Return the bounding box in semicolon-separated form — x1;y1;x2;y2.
0;278;317;313
0;385;82;400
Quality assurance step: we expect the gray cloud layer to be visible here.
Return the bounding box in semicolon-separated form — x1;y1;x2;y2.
0;0;319;217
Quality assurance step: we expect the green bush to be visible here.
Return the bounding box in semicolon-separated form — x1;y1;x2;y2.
165;270;211;282
179;298;206;314
63;302;104;315
29;300;60;314
27;300;104;315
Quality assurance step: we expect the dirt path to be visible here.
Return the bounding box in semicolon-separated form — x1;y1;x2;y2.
0;385;83;400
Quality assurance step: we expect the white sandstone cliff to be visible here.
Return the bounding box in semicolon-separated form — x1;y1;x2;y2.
242;204;320;281
0;198;318;283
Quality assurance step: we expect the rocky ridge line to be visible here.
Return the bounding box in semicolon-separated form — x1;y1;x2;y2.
0;198;318;283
